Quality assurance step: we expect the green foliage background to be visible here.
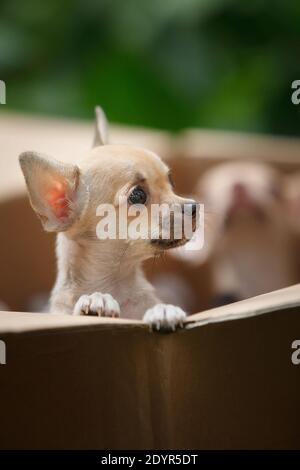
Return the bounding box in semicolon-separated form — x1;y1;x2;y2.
1;0;299;135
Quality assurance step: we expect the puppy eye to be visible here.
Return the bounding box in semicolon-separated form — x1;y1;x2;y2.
128;186;147;205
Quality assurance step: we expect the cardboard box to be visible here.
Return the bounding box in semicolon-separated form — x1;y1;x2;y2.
1;285;300;449
1;113;300;449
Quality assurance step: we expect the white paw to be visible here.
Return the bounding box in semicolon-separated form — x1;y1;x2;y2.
143;304;186;331
73;292;120;317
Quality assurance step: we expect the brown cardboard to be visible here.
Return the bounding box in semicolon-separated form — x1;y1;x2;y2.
1;114;300;449
1;285;300;449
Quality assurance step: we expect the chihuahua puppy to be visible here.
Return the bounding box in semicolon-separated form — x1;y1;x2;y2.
173;162;296;303
19;107;198;330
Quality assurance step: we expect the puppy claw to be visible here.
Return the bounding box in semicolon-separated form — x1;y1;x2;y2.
143;304;186;332
74;292;120;318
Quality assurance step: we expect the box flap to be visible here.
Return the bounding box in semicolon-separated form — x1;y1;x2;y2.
187;283;300;328
177;129;300;166
1;284;300;334
0;311;142;334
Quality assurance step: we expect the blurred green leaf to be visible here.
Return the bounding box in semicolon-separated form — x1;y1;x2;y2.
0;0;299;135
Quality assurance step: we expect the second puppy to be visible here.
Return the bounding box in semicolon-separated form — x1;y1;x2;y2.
172;161;296;304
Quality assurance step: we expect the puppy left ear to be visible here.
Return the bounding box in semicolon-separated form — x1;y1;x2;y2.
19;152;87;232
93;106;109;147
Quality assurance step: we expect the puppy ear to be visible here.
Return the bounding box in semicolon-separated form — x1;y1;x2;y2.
19;152;87;232
93;106;109;147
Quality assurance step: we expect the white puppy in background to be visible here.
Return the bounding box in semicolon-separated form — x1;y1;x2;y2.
173;162;296;304
19;107;198;330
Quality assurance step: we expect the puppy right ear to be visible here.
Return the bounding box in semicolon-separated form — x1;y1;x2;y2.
19;152;88;232
93;106;109;147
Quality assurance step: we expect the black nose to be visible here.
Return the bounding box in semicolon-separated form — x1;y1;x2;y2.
183;202;198;217
191;203;198;217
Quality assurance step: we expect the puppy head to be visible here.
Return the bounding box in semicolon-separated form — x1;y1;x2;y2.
171;161;284;266
199;161;282;229
19;107;198;260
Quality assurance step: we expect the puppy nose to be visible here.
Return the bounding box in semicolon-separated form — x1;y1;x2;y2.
232;182;247;200
191;203;198;217
183;202;198;217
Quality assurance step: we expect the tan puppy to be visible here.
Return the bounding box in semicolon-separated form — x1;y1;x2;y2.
19;107;198;330
173;162;296;302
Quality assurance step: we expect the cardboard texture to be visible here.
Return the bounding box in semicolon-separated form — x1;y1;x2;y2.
1;113;300;449
1;286;300;449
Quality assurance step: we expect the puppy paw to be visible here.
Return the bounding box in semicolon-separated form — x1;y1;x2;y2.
73;292;120;317
143;304;186;331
